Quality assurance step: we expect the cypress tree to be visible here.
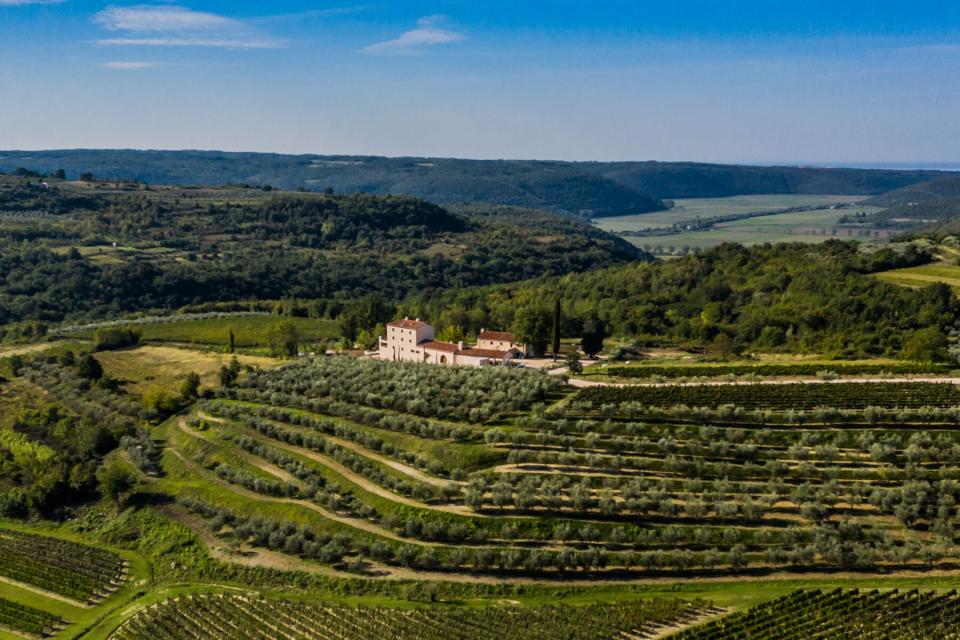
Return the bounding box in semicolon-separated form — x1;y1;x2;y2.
552;295;561;360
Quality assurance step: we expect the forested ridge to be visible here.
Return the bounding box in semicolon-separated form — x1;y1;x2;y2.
405;241;954;357
1;150;952;217
1;173;959;360
0;180;642;325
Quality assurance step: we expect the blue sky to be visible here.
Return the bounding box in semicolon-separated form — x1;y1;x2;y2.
1;1;959;163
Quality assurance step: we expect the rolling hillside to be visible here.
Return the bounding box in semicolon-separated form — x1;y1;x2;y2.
0;179;644;326
1;150;952;219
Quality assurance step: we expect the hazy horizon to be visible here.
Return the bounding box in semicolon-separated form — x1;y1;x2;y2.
3;148;960;173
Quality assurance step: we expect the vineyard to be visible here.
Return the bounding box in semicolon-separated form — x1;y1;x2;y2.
0;528;127;604
673;589;960;639
0;596;66;637
109;593;718;640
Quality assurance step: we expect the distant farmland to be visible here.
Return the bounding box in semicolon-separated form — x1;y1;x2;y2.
876;262;960;292
594;194;887;255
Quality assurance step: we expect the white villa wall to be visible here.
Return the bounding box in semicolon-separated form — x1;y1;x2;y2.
379;320;511;367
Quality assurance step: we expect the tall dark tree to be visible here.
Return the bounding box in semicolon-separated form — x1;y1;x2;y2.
552;296;562;361
580;314;607;357
77;354;103;381
180;372;201;400
513;302;551;357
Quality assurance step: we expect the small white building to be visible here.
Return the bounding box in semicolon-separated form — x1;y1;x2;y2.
378;318;522;367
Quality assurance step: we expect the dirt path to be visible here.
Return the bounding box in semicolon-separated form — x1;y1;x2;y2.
323;433;458;489
158;504;348;578
158;504;600;586
168;443;442;548
201;408;461;490
567;375;960;389
491;463;627;479
241;451;304;487
222;419;483;518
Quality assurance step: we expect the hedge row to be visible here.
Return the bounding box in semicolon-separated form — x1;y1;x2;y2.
603;362;951;379
573;382;960;410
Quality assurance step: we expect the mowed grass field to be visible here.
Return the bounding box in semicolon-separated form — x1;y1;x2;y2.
596;194;868;232
95;346;283;396
593;195;888;254
68;315;338;350
875;262;960;293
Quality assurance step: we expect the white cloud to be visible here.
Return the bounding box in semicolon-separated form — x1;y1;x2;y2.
95;5;236;32
98;37;281;49
102;60;160;69
93;4;284;49
0;0;64;5
362;15;464;55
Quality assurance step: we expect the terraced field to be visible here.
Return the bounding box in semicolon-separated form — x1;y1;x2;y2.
153;356;960;580
574;381;960;410
593;360;950;380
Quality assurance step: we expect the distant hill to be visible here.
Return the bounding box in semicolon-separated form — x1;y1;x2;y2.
0;180;644;324
872;197;960;227
864;175;960;207
859;176;960;227
0;150;953;219
0;151;663;219
598;162;947;200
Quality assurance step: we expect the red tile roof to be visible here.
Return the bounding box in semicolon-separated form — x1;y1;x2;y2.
420;340;460;353
459;348;509;359
479;330;515;342
388;318;429;330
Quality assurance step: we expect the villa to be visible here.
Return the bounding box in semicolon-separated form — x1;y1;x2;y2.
378;318;523;366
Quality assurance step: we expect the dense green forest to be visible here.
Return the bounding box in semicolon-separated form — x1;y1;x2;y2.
2;172;959;360
864;175;960;207
404;241;952;357
0;178;642;326
0;150;951;217
853;175;960;228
